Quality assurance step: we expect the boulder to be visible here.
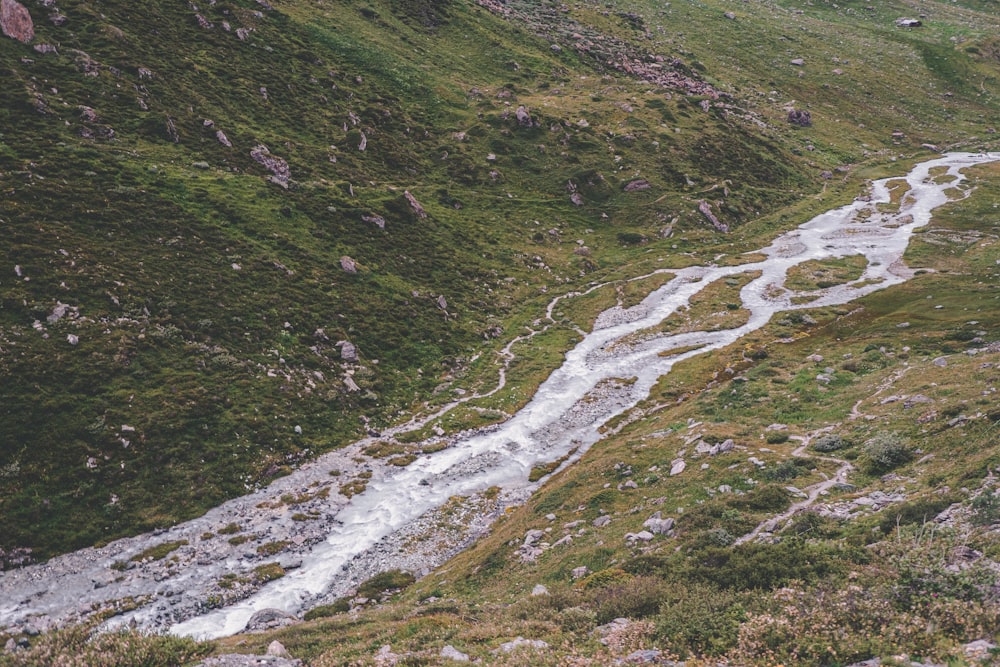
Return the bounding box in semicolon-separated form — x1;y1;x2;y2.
249;145;290;188
494;637;549;654
403;190;427;218
697;200;728;232
787;108;812;127
895;17;922;27
530;584;549;596
267;641;291;658
340;256;358;274
592;515;612;528
669;459;686;476
243;608;296;633
337;340;359;362
642;512;675;535
571;566;590;579
0;0;33;43
515;105;532;126
440;645;470;662
623;179;651;192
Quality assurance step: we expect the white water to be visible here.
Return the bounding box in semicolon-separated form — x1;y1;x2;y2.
167;152;997;639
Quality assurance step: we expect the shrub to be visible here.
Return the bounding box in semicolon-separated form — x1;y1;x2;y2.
761;459;807;482
304;599;350;620
738;484;791;512
654;584;745;657
588;575;667;624
860;432;911;474
878;496;956;534
970;491;1000;526
812;434;847;452
357;569;416;599
764;431;789;444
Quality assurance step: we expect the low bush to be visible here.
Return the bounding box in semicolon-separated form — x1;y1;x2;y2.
859;432;911;474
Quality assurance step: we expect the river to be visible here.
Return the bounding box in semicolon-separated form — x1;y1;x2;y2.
1;152;996;640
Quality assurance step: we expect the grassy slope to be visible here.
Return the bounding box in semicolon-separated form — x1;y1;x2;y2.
0;0;999;660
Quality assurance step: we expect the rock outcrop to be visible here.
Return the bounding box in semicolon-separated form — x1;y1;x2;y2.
250;145;291;188
1;0;33;43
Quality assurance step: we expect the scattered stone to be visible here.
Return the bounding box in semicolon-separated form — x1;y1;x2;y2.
642;512;675;535
531;584;549;596
523;529;545;546
494;637;549;654
787;108;812;127
932;357;948;367
216;130;232;147
697;200;728;232
592;515;612;528
570;192;584;206
963;639;996;661
436;295;448;311
267;641;291;658
440;645;470;662
4;638;15;653
362;214;386;229
593;618;631;645
623;179;651;192
250;145;291;188
790;58;805;66
669;459;686;476
66;334;79;346
623;649;662;663
337;340;359;362
571;566;590;579
243;608;296;633
403;190;427;218
895;17;922;27
515;105;532;126
625;530;654;543
1;0;34;43
195;656;302;667
724;11;736;19
340;256;358;274
32;42;54;53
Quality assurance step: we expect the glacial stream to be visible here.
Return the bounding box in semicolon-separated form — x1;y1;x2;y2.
2;152;996;640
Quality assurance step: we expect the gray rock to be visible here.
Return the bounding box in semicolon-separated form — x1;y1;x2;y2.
592;515;612;528
337;340;359;362
1;0;34;43
895;17;922;27
4;638;16;653
523;529;545;546
571;566;590;579
250;145;291;188
340;255;358;274
515;105;532;126
195;654;301;666
933;356;948;367
67;334;79;346
494;637;549;653
623;179;651;192
787;108;812;127
440;645;470;662
243;608;296;633
593;618;630;645
790;58;805;66
531;584;549;596
623;649;662;663
669;459;686;476
643;513;675;535
267;641;291;658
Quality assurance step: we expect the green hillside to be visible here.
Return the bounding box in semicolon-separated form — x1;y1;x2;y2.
1;0;1000;662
